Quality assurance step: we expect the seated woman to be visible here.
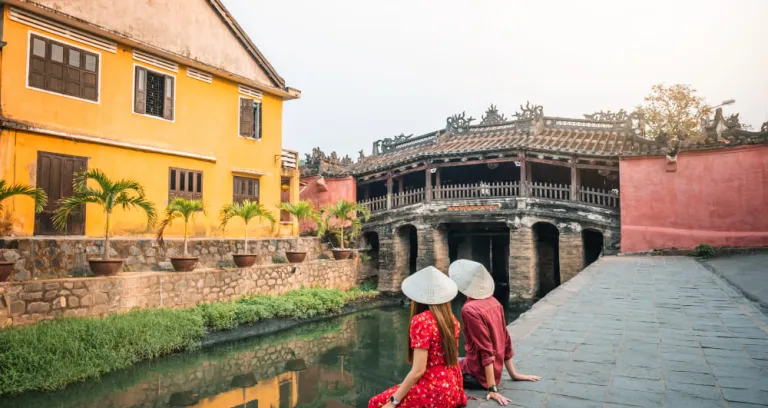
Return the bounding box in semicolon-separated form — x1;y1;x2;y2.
369;266;468;408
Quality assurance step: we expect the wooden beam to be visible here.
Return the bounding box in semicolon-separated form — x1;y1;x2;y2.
575;163;619;171
425;162;432;202
357;174;389;185
432;156;518;169
570;161;580;201
526;157;571;167
386;172;393;210
519;153;528;197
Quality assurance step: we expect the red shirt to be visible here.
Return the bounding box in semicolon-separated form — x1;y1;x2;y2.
459;297;514;388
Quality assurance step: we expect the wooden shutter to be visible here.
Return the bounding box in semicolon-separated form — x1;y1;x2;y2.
64;48;82;97
239;98;254;137
163;75;174;120
254;102;262;139
28;36;47;89
81;53;98;101
47;42;65;93
134;67;147;114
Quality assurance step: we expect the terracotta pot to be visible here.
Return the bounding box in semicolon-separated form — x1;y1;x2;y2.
232;254;258;268
332;249;352;260
285;251;307;263
0;261;14;282
170;257;199;272
89;259;124;276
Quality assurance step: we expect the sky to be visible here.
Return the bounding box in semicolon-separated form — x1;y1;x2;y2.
222;0;768;159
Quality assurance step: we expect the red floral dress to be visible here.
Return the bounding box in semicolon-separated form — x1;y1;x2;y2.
368;310;468;408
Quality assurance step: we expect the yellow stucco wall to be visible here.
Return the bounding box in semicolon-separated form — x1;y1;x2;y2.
0;6;299;238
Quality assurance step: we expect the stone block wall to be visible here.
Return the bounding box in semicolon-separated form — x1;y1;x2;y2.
0;259;357;327
0;237;328;281
559;231;585;283
508;226;534;299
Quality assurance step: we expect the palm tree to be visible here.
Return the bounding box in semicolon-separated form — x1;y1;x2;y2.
0;180;47;216
279;200;320;231
220;200;276;254
156;198;204;257
321;200;370;250
53;169;156;260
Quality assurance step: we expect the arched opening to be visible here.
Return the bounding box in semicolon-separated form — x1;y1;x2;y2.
361;231;380;269
582;229;604;267
395;224;418;276
533;222;560;298
445;222;510;300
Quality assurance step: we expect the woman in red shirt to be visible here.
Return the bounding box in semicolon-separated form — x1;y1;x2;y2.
368;266;468;408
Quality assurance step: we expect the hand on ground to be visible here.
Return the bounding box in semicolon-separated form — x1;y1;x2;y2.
512;373;541;381
486;391;511;406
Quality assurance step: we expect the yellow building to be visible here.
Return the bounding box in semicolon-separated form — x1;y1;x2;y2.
0;0;301;239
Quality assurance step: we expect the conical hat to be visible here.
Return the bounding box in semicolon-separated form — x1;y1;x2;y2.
449;259;495;300
401;266;458;305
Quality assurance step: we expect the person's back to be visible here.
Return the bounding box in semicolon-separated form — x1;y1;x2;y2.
460;296;512;388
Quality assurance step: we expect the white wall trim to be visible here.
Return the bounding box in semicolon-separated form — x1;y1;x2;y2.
10;6;117;53
238;84;263;99
2;120;216;162
186;67;213;83
231;168;268;177
132;49;178;73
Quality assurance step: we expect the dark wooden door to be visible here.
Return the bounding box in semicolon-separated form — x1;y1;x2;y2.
34;152;87;235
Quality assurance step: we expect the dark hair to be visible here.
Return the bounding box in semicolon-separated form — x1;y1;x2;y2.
407;301;459;367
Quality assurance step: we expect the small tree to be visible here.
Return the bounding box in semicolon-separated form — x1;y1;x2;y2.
279;201;320;230
321;200;371;250
156;198;204;257
0;180;47;216
636;83;712;140
220;200;276;254
53;169;156;260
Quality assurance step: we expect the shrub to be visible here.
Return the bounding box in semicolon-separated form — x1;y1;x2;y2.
0;308;204;395
359;280;378;292
272;255;287;264
693;243;716;258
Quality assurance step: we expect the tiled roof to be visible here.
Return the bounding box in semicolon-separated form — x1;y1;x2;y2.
346;106;768;175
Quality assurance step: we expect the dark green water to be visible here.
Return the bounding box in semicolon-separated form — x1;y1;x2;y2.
5;297;523;408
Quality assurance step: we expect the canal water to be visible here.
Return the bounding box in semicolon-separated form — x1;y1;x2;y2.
5;296;523;408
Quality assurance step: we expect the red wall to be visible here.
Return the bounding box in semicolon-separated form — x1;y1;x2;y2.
299;175;357;233
620;145;768;252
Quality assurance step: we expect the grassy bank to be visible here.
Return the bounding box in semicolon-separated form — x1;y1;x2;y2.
0;286;378;396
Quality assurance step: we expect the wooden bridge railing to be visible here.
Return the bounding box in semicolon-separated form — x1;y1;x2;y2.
580;186;620;208
358;195;387;213
392;188;426;209
528;182;571;201
434;181;520;200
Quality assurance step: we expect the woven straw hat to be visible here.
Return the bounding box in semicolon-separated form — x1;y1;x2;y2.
449;259;495;300
401;266;458;305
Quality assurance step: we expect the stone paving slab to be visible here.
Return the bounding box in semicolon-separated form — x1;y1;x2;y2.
705;254;768;313
466;256;768;408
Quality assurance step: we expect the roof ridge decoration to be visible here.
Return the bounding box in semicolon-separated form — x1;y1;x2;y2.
446;112;476;135
762;121;768;133
480;105;507;125
514;102;544;121
583;109;629;122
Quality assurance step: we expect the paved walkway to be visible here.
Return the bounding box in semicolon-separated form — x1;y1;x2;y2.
705;254;768;312
466;256;768;408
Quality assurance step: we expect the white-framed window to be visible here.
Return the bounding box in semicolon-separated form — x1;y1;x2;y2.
239;96;262;139
134;64;175;121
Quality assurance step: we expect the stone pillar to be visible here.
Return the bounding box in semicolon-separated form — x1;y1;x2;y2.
559;229;584;284
386;173;393;210
433;224;449;273
435;168;442;200
416;226;434;271
570;160;580;201
508;225;535;299
376;228;398;292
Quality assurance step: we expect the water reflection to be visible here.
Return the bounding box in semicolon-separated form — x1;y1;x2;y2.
6;295;523;408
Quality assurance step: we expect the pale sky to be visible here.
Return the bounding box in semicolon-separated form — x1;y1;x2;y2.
222;0;768;159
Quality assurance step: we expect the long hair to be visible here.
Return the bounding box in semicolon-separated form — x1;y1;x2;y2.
407;301;459;367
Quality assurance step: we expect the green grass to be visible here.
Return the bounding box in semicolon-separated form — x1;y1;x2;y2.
0;286;378;396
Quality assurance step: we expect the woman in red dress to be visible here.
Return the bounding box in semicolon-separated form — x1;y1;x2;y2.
369;266;468;408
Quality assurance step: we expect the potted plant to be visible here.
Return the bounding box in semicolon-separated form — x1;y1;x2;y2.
321;200;370;260
54;169;156;276
156;198;204;272
279;200;320;263
220;200;276;268
0;180;47;282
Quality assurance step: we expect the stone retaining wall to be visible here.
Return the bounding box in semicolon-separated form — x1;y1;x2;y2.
0;259;357;327
0;237;329;280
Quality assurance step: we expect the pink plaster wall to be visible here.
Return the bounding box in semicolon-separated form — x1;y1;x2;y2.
619;145;768;252
299;175;357;233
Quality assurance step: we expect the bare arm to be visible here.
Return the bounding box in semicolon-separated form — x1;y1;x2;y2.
504;358;540;382
389;348;428;403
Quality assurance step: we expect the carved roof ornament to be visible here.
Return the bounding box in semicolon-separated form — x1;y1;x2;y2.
627;111;646;137
584;109;629;122
358;150;365;162
446;112;475;134
762;121;768;133
480;104;507;125
379;133;414;154
725;113;741;129
514;102;543;121
302;147;351;167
